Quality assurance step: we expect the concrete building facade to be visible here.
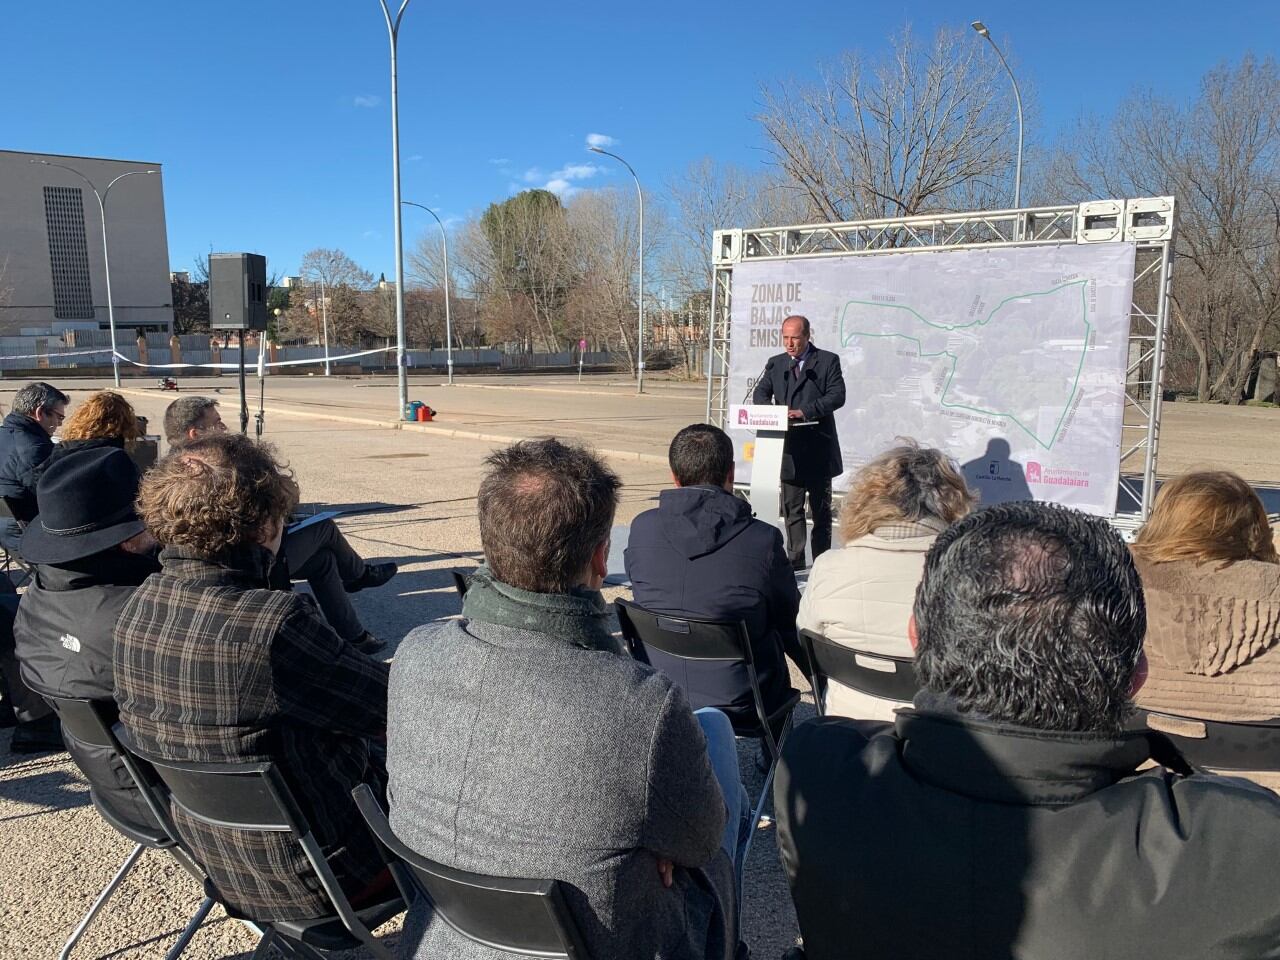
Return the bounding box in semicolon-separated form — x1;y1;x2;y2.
0;149;173;337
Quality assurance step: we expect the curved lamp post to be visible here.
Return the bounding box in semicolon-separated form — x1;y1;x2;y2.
971;20;1023;209
32;159;157;387
379;0;412;417
402;201;454;384
588;145;645;394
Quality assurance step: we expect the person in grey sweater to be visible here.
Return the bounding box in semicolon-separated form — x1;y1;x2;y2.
389;438;746;960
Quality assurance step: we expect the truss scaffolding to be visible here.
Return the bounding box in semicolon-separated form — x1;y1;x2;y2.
706;198;1176;524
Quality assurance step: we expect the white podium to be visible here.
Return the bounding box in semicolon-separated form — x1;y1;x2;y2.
731;404;791;533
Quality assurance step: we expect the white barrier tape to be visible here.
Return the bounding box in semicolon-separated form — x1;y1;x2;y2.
0;347;118;361
111;347;395;371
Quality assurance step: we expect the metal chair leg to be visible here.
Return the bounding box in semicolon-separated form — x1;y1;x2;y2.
58;843;147;960
162;896;216;960
249;927;279;959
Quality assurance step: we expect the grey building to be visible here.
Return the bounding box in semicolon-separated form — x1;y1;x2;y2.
0;149;173;337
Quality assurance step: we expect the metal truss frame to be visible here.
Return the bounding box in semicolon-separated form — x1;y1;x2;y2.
706;198;1177;524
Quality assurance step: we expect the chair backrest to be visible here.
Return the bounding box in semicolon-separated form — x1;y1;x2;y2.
452;570;470;599
1135;708;1280;772
352;785;590;959
119;734;390;941
799;629;919;716
615;598;754;665
47;695;187;848
131;750;301;835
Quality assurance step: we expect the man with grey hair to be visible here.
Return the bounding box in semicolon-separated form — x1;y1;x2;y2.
776;501;1280;960
391;437;748;960
0;381;69;526
160;396;397;655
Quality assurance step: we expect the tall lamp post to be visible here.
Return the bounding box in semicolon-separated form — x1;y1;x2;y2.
588;145;645;394
33;160;156;387
971;20;1023;209
403;201;454;384
379;0;412;418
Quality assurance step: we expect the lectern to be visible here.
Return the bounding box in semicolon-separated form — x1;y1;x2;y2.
730;404;790;533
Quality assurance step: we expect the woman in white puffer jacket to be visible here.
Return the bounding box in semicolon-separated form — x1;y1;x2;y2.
798;440;976;720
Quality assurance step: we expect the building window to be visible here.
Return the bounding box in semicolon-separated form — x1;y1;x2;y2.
43;186;95;320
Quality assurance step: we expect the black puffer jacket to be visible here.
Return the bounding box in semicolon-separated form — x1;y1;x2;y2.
776;703;1280;960
15;549;160;833
625;485;800;722
0;413;53;522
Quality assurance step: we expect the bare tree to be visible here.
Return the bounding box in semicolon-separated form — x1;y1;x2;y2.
756;24;1022;222
1051;56;1280;401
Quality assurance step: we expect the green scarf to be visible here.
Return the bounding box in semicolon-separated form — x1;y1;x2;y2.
461;566;622;654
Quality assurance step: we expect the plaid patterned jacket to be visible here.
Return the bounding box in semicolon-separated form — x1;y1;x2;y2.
113;543;389;920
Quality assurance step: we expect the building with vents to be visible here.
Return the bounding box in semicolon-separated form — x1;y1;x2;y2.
0;149;173;337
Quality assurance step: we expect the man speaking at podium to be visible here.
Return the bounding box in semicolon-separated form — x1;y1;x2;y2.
752;315;845;570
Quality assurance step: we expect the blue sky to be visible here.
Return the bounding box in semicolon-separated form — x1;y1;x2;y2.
4;0;1277;279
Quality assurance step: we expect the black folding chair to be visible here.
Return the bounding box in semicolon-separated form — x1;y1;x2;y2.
115;736;404;960
614;598;800;862
798;629;919;718
46;696;214;960
451;570;471;599
0;497;34;589
1132;707;1280;773
352;784;592;959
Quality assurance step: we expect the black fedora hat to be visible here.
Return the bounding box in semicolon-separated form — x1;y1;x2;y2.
21;447;145;564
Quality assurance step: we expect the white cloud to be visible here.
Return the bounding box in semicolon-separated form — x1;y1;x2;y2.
585;133;616;148
512;161;608;197
409;154;424;162
353;94;381;108
488;157;510;165
553;163;601;181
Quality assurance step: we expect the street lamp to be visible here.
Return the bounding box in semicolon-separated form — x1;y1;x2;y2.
379;0;412;418
317;276;332;376
402;201;454;385
32;159;157;387
971;20;1024;209
588;145;645;394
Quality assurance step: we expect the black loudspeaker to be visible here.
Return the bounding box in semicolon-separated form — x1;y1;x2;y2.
209;252;268;331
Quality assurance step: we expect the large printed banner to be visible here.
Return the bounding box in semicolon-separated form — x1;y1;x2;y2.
726;242;1137;517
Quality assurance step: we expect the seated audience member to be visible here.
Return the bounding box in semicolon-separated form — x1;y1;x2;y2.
113;434;391;921
390;438;747;960
163;395;396;654
776;501;1280;960
797;440;974;719
0;381;68;528
30;390;146;486
1131;470;1280;789
626;423;802;727
13;448;160;815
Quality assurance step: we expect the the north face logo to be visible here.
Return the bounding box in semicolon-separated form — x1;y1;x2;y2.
59;634;81;653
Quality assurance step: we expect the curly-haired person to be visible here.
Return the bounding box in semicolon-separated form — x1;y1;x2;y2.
777;501;1280;960
112;434;393;921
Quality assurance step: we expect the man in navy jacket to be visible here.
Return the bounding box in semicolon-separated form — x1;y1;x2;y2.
625;423;802;727
752;315;845;568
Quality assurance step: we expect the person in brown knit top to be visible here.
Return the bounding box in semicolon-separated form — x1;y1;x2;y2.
1131;469;1280;790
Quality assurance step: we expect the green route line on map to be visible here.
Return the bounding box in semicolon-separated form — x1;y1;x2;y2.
838;280;1090;451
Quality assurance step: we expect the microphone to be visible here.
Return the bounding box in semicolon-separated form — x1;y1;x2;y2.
744;358;775;403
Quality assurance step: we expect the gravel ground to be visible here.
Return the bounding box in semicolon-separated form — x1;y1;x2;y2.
2;373;1275;958
0;375;807;959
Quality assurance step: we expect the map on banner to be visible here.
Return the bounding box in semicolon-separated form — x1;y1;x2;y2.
727;242;1137;516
